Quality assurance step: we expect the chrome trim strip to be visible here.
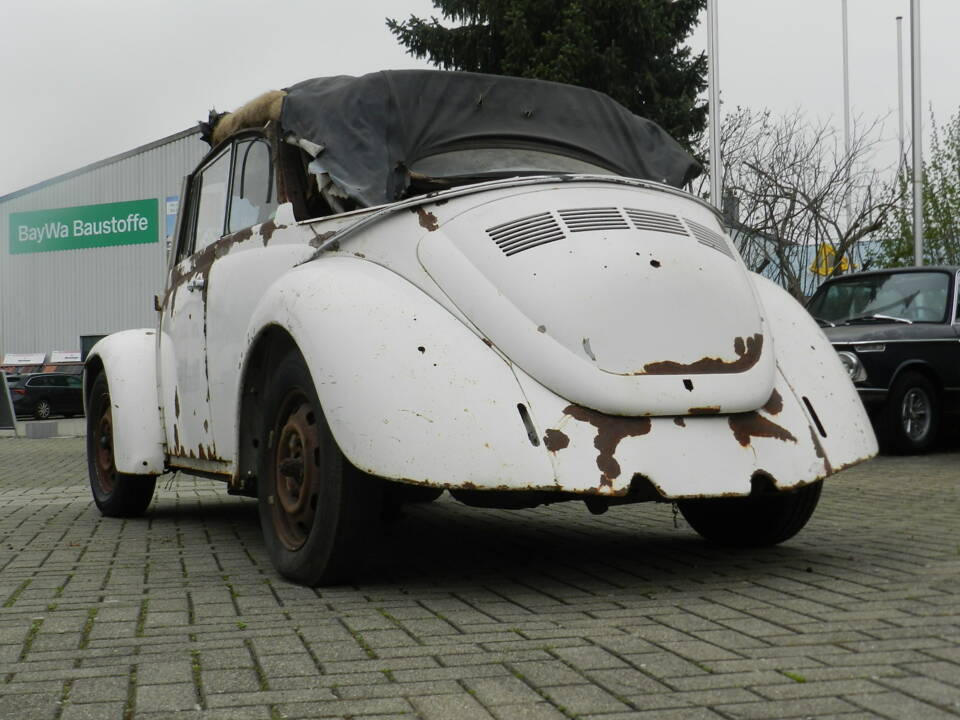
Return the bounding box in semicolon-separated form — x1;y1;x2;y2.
833;338;960;346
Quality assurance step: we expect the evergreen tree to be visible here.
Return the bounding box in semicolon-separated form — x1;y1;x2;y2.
387;0;707;148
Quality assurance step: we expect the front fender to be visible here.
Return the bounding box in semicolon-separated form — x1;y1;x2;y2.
244;257;555;487
85;330;165;475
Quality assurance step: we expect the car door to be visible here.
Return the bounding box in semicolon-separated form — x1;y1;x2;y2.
159;146;231;465
65;375;83;415
158;135;279;469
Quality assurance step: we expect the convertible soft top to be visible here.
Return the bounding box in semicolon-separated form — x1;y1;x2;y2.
278;70;701;207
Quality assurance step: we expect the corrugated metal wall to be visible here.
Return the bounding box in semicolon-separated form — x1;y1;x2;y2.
0;129;208;356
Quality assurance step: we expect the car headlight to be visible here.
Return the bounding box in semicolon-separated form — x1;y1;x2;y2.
837;350;867;382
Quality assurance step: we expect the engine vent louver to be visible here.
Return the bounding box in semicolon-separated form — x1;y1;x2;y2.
558;207;629;233
624;208;687;236
486;212;565;256
685;219;737;260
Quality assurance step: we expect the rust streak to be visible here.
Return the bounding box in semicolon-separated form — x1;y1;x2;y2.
174;392;180;418
673;417;686;427
642;334;763;375
310;230;337;249
413;207;439;232
763;389;784;415
689;406;721;415
542;429;570;452
563;405;651;486
259;220;283;245
729;412;797;447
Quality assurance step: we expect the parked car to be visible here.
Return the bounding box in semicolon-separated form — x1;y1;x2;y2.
806;266;960;452
84;70;876;586
10;372;84;419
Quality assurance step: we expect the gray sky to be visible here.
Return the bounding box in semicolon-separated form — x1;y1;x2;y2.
3;0;958;198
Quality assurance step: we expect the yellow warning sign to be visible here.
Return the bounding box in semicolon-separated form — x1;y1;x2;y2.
810;244;850;276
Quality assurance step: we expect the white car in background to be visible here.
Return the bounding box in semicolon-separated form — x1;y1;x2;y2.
85;70;877;586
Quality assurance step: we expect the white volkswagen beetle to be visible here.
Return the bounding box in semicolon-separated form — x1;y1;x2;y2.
85;70;877;586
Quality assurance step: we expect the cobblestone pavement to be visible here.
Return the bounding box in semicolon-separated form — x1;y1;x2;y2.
0;437;957;720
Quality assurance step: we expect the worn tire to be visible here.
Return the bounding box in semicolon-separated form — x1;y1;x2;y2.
258;348;382;586
677;481;822;547
86;373;157;517
34;399;52;420
882;371;939;454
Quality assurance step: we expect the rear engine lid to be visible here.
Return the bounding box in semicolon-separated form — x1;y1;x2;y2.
418;183;775;416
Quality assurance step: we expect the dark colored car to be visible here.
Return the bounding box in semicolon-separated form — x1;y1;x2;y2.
9;372;85;420
806;266;960;452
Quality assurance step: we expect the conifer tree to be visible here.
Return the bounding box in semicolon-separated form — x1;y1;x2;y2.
387;0;707;148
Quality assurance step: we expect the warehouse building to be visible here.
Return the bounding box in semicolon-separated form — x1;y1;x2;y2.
0;128;208;367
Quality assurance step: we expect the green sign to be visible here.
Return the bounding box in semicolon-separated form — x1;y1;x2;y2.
9;199;158;254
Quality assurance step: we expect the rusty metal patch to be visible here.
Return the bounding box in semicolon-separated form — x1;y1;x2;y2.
728;411;797;447
310;230;337;249
259;220;283;245
673;417;686;427
413;206;439;231
641;333;763;375
689;406;721;415
543;429;570;452
763;389;784;415
563;404;652;487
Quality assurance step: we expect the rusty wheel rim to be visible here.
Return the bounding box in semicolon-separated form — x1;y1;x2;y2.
272;395;322;551
94;403;116;494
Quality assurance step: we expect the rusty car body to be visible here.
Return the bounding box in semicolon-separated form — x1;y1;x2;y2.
84;70;877;585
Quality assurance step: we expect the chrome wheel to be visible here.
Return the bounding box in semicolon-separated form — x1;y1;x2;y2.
35;400;51;419
901;386;932;443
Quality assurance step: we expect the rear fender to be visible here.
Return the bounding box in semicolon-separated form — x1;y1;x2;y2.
243;258;554;487
84;330;166;475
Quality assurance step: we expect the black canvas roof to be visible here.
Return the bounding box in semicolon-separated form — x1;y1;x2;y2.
280;70;701;207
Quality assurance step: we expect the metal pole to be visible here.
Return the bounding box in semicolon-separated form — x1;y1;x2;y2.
842;0;852;227
897;16;905;165
911;0;923;266
707;0;722;211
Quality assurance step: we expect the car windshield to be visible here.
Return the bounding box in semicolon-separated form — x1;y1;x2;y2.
807;271;951;325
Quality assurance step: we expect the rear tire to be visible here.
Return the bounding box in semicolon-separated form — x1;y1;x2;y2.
86;373;157;517
677;481;822;547
882;371;939;454
258;348;382;586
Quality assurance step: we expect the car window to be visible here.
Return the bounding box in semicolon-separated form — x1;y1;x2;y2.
50;376;67;387
191;149;231;254
27;376;48;387
229;138;277;232
808;271;951;324
66;376;82;388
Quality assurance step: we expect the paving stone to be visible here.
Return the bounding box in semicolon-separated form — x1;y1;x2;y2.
135;682;199;713
1;438;959;720
409;692;496;720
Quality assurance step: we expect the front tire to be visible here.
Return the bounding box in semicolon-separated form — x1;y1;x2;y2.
677;481;822;547
258;349;382;586
86;373;157;517
882;371;939;454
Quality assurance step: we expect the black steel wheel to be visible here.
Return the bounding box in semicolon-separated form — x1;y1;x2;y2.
34;399;52;420
882;371;939;454
86;373;157;517
258;349;382;586
677;481;822;547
